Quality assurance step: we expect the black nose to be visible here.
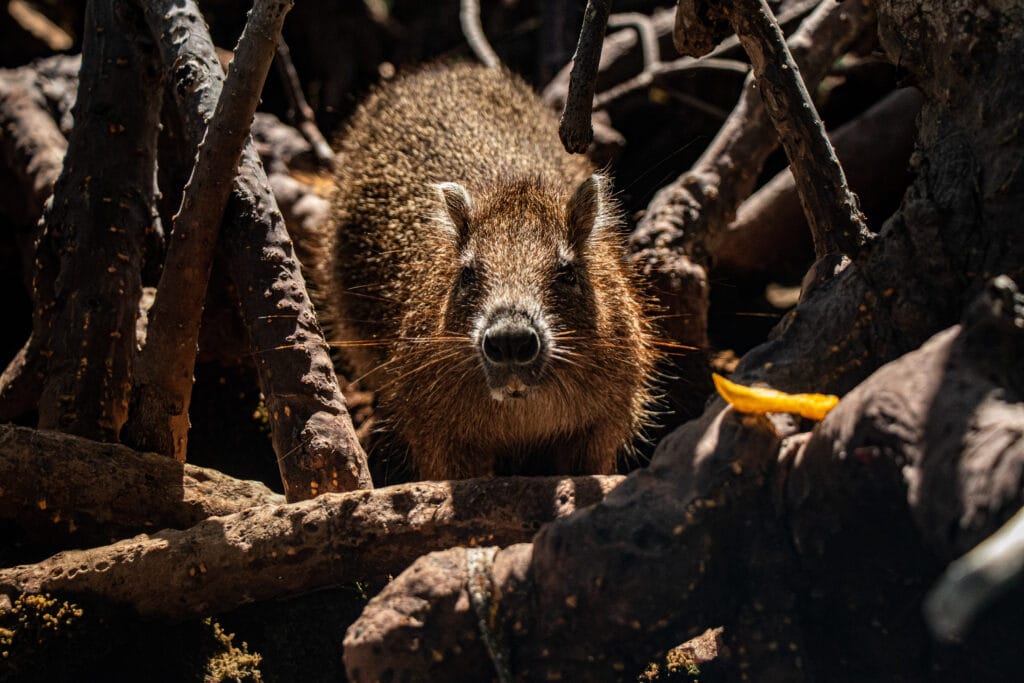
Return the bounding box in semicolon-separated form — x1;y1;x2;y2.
482;322;541;365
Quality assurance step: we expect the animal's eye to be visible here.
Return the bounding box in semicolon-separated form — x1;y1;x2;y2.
458;265;476;289
555;262;578;287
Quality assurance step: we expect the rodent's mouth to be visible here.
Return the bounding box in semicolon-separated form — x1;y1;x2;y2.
489;375;534;402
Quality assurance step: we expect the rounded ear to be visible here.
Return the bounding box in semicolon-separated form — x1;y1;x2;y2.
435;182;473;247
566;174;606;250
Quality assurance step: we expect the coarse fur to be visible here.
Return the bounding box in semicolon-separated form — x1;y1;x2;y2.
313;63;658;481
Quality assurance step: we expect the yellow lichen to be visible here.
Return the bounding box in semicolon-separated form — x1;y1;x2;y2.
203;618;263;683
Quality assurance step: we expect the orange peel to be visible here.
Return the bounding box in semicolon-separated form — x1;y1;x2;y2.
712;373;839;421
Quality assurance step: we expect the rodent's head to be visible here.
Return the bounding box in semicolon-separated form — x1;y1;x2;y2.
432;173;615;402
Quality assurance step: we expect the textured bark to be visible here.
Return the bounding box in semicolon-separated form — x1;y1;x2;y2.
0;72;66;234
137;0;371;499
781;278;1024;680
0;475;622;620
558;0;612;153
345;410;798;682
0;424;283;549
0;67;68;424
734;0;1024;395
35;0;163;441
122;0;294;461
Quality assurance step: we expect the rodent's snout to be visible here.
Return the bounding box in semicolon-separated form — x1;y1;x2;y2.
482;320;541;365
478;310;548;400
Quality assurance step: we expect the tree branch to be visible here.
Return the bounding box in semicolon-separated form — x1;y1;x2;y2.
0;475;622;620
459;0;500;69
632;0;875;269
135;0;371;499
34;0;163;441
0;424;283;549
559;0;612;153
0;72;66;231
629;0;874;352
274;38;335;165
0;70;65;423
726;0;872;262
711;87;923;279
342;275;1024;680
123;0;295;461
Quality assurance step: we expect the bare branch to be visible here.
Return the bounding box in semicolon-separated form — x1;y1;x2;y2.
0;475;622;620
926;506;1024;642
6;0;73;52
343;277;1024;680
559;0;612;153
0;71;65;423
0;73;66;228
629;0;875;355
135;0;371;498
606;12;659;70
0;425;283;548
593;56;748;111
123;0;295;461
275;38;335;165
727;0;872;261
543;1;819;108
460;0;501;69
633;0;876;266
712;87;923;279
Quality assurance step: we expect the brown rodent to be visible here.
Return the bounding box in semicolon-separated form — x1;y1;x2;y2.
314;63;658;481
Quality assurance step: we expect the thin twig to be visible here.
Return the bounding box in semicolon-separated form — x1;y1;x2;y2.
594;56;748;111
542;0;820;107
606;12;659;69
275;37;335;165
460;0;501;69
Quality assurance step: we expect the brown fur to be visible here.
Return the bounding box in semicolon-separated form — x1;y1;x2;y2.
313;63;658;480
